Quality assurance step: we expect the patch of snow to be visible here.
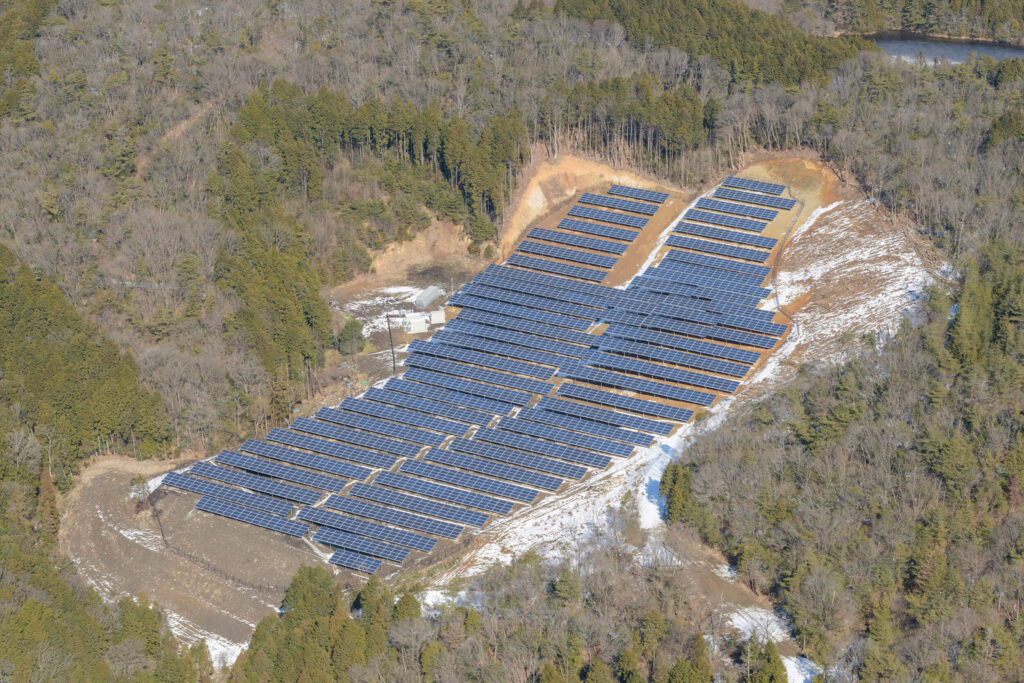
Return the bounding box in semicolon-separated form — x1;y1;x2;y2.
782;656;823;683
164;610;247;668
712;564;739;582
115;527;165;553
726;606;792;643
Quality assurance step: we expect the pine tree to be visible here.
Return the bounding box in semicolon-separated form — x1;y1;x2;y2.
584;659;614;683
392;592;421;622
540;660;566;683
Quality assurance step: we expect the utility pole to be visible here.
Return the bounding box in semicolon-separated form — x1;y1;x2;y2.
385;312;397;377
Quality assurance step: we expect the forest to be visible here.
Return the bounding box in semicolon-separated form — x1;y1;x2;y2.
1;0;1024;679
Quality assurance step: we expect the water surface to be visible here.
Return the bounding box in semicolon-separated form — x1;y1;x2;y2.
873;35;1024;63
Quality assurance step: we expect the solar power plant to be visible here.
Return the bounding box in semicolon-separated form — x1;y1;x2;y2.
194;497;310;537
315;406;449;448
516;408;653;447
556;383;695;422
384;377;515;416
579;192;660;215
374;471;515;515
432;331;568;369
190;461;322;504
449;293;595;330
528;228;628;255
631;276;765;308
602;310;778;350
338;398;469;436
714;187;796;210
399;459;539;504
312;527;410;563
644;265;770;299
602;323;762;364
474;427;611;469
453;309;596;347
685;209;767;233
598;336;750;378
665;236;769;264
568;205;649;229
472;272;612;310
216;450;348;492
560;363;716;406
299;506;437;552
328;549;382;574
610;294;722;326
403;355;553;396
556;217;638;242
444;320;589;360
505;254;608;282
323;494;463;539
289;417;423;458
448;437;588;479
585;352;740;394
695;197;778;221
402;369;533;407
718;313;788;337
662;248;773;279
653;258;766;287
350;482;489;527
608;184;669;203
459;283;603;321
722;176;786;195
240;439;373;481
534;396;674;436
162;472;295;516
407;338;555;381
486;265;621;301
618;289;776;324
266;428;399;469
364;386;495;426
424;448;563;491
515;240;618;269
674;220;778;249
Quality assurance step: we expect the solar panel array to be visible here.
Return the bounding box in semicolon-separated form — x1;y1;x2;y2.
722;176;786;195
160;178;797;576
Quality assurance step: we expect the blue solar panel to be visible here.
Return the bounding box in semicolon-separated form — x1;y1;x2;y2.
630;275;765;309
190;461;321;504
528;228;628;255
323;494;463;539
473;428;611;469
448;437;587;479
662;248;772;278
488;264;621;300
517;408;653;447
432;331;568;369
472;271;612;309
194;497;310;536
312;527;410;563
402;369;532;407
585;352;740;393
598;336;750;378
644;266;770;299
557;383;694;422
653;259;765;287
384;378;512;416
674;221;777;249
455;309;597;346
266;428;398;469
444;320;588;360
449;293;595;330
696;197;778;221
407;338;555;380
328;548;381;574
556;218;638;242
559;364;715;406
684;209;767;233
216;450;348;492
517;240;618;269
506;254;608;282
568;205;648;229
535;396;674;436
162;472;295;516
497;417;635;457
579;192;659;215
617;289;776;324
602;323;761;364
714;187;796;210
665;236;769;264
403;355;552;396
399;460;538;503
315;407;448;447
611;295;721;327
608;184;669;204
339;398;468;436
240;440;372;481
425;448;563;491
374;471;514;515
458;283;602;321
722;176;786;196
718;313;788;337
289;418;422;458
365;386;494;426
351;482;489;527
299;506;436;552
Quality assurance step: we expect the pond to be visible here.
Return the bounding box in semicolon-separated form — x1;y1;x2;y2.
872;33;1024;63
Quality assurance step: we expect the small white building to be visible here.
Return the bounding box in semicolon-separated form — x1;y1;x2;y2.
402;312;429;334
429;309;446;325
414;285;443;309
